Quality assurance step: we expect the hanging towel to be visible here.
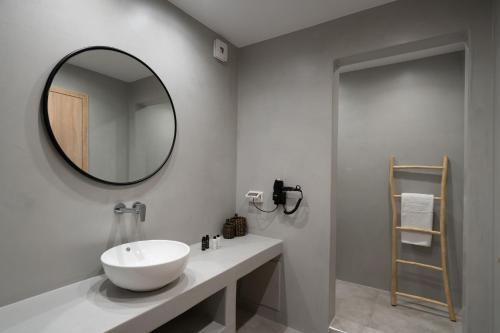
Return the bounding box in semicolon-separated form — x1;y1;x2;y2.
401;193;434;247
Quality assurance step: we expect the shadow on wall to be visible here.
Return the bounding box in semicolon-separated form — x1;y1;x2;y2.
106;214;147;250
236;257;295;329
237;196;310;231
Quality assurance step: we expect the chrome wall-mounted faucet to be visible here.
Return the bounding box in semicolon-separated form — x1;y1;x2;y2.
114;202;147;222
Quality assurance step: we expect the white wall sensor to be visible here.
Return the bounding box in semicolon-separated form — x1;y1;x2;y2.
213;39;228;62
245;190;263;203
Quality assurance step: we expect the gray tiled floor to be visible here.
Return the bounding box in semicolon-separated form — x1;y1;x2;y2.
331;280;462;333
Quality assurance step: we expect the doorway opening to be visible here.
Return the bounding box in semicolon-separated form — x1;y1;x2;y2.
331;51;465;333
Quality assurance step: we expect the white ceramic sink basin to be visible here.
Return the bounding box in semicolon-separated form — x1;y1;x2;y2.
101;240;190;291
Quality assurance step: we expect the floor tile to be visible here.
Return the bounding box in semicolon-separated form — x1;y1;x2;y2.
337;280;379;300
368;289;460;333
330;316;364;333
361;327;386;333
335;280;378;325
334;280;461;333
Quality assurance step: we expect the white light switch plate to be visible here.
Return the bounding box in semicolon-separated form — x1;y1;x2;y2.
245;190;263;203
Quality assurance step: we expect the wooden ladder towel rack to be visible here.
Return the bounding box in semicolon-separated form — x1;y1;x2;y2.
389;155;456;321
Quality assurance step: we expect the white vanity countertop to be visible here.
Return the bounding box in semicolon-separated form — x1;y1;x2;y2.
0;234;282;333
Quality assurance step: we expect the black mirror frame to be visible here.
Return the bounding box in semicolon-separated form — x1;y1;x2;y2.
42;46;177;186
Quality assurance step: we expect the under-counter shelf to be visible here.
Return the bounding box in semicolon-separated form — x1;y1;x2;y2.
0;234;282;333
154;311;225;333
153;288;227;333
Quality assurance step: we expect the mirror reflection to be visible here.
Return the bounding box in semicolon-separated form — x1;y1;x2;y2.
45;48;176;184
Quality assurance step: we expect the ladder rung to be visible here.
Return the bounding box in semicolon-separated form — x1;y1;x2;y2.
396;259;443;271
393;194;442;200
396;226;441;235
395;291;448;307
393;165;443;170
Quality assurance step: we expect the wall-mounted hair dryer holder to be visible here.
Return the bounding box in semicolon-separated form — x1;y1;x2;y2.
249;179;303;215
272;179;303;215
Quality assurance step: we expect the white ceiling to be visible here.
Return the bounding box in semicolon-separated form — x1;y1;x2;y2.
68;50;153;82
168;0;396;47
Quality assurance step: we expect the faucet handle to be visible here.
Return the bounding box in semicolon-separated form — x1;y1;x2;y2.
133;202;146;222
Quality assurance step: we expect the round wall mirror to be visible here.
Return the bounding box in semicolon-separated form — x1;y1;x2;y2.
42;46;176;185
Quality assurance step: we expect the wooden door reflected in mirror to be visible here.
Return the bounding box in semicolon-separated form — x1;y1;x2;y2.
48;87;89;172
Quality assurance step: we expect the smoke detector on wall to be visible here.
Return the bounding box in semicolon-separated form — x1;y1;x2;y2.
213;39;228;62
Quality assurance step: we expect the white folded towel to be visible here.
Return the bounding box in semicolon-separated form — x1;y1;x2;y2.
401;193;434;247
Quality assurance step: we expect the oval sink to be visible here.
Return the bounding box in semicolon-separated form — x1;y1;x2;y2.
101;240;190;291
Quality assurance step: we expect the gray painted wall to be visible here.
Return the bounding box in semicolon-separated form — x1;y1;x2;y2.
128;103;175;180
53;64;130;181
236;0;494;332
337;52;464;307
0;0;237;307
127;76;175;180
494;1;500;332
128;75;171;107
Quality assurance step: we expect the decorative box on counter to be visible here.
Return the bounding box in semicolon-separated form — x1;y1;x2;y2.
223;214;247;239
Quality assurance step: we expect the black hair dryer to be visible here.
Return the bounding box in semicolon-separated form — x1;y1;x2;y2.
272;179;303;215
